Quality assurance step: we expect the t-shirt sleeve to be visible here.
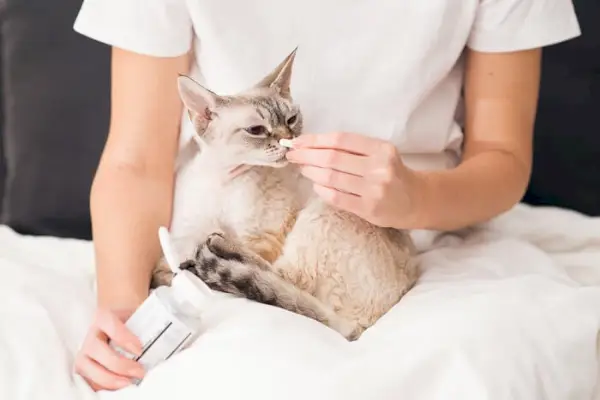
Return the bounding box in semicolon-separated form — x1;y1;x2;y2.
467;0;581;52
73;0;193;57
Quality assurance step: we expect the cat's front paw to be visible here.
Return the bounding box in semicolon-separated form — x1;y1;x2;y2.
150;257;174;288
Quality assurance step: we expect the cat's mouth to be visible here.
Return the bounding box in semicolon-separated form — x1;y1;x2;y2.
263;146;289;167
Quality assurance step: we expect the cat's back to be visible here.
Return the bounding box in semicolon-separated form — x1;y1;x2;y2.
283;196;419;323
293;196;415;258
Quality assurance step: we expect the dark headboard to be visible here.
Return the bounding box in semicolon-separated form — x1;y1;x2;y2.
0;0;598;240
0;0;110;239
522;0;600;215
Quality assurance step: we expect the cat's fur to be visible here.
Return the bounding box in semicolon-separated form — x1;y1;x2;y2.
152;49;420;340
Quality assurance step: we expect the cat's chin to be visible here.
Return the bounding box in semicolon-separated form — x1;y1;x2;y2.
254;157;289;168
271;158;290;168
245;158;289;169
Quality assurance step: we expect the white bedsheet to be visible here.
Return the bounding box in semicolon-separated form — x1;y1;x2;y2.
1;204;599;400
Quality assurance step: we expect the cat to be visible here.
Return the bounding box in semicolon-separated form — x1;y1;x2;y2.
152;48;420;340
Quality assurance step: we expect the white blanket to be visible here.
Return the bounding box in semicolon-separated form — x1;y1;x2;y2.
1;204;600;400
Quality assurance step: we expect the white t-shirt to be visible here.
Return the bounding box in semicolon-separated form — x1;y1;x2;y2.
73;0;580;171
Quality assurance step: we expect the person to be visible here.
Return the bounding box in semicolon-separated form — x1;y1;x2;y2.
71;0;581;392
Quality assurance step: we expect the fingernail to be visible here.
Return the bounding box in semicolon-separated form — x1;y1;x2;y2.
291;138;304;146
126;342;142;356
131;366;145;378
118;378;132;387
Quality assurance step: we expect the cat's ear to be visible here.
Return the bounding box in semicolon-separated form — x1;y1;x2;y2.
254;47;298;98
177;75;223;125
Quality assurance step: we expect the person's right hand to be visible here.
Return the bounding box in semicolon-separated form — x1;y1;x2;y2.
74;307;146;391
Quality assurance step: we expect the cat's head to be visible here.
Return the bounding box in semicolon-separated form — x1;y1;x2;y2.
177;48;302;168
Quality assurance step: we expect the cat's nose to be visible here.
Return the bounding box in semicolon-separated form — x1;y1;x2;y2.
273;127;293;140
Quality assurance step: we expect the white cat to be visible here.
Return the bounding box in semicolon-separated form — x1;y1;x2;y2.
153;49;420;340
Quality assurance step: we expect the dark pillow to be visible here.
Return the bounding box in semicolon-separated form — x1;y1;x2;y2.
0;34;5;216
0;0;111;239
0;136;4;219
523;0;600;216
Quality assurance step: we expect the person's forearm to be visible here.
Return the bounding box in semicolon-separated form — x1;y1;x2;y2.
413;48;540;232
89;48;189;310
90;165;174;310
415;149;530;231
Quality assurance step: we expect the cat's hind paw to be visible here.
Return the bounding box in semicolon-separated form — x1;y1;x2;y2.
180;233;253;296
205;232;245;263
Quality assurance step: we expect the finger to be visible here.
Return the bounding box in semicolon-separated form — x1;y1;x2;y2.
313;183;364;216
301;166;366;196
286;148;368;176
87;335;146;379
75;356;132;391
95;310;142;356
293;132;384;156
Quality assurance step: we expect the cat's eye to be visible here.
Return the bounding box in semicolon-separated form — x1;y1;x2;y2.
287;114;298;125
245;125;268;137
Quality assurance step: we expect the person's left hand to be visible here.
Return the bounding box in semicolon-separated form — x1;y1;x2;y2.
285;132;426;229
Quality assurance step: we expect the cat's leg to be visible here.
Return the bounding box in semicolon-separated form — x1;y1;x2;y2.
241;229;291;264
240;212;298;264
182;233;361;341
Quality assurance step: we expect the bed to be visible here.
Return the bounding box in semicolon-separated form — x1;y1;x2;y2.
1;1;599;399
0;204;600;400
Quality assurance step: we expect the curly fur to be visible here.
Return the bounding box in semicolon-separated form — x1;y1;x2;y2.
152;49;420;340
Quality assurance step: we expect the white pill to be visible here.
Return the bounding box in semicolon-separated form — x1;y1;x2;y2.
279;138;294;148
